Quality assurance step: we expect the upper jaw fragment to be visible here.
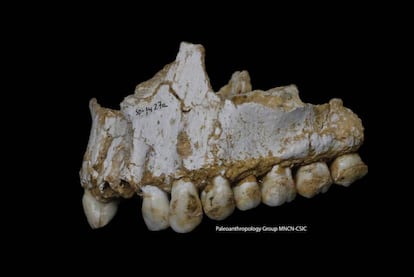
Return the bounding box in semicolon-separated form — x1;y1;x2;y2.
79;42;368;232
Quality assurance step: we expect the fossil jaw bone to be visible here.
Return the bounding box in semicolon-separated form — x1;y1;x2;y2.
80;42;368;232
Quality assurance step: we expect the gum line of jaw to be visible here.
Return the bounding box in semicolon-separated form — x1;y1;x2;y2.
80;42;368;233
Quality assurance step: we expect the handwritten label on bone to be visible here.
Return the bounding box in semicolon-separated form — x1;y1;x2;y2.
136;101;168;116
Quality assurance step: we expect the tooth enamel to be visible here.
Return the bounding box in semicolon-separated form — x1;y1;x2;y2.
141;185;170;231
261;165;296;206
169;179;203;233
330;153;368;186
201;176;235;220
295;162;333;198
233;175;261;211
82;189;118;229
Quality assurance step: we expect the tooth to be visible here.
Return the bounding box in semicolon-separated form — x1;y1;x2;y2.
141;185;170;231
233;175;261;211
169;179;203;233
261;165;296;206
295;162;333;198
201;176;235;220
82;189;118;229
330;153;368;186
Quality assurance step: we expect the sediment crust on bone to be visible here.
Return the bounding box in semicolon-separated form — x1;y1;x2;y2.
80;42;365;206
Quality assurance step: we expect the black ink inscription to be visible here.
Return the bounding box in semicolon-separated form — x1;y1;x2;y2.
136;101;168;116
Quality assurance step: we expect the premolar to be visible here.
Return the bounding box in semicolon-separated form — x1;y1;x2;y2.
201;176;235;220
169;179;203;233
261;165;296;206
141;185;170;231
233;175;261;211
295;162;333;198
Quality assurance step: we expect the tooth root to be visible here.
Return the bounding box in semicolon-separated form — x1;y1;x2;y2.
330;153;368;186
261;165;296;207
141;185;170;231
169;179;203;233
82;189;118;229
233;175;261;211
295;162;333;198
201;176;235;220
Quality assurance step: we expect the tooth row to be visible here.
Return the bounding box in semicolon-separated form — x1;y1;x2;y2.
83;153;368;231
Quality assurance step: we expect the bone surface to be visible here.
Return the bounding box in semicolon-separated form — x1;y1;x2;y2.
80;42;368;231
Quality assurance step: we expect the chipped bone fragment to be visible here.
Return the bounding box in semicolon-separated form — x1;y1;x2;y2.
80;42;368;232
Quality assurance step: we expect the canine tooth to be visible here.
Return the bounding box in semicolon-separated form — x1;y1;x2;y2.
169;179;202;233
141;185;170;231
261;165;296;206
82;189;118;229
330;153;368;186
233;175;261;211
295;162;333;198
201;176;235;220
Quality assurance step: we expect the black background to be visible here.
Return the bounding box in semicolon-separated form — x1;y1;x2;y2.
38;5;378;258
